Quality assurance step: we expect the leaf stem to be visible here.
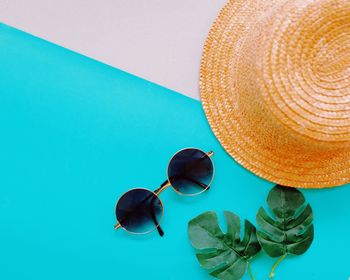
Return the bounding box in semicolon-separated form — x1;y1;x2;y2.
269;254;287;279
247;261;255;280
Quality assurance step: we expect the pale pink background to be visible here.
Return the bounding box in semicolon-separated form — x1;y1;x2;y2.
1;0;227;99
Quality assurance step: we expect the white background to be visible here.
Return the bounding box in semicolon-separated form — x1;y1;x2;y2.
1;0;227;100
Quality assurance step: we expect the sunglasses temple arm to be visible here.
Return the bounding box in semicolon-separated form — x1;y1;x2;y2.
156;224;164;236
150;192;165;237
114;216;163;235
184;176;210;190
165;175;209;190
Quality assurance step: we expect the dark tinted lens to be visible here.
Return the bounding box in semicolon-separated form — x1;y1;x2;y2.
167;148;213;195
116;189;163;234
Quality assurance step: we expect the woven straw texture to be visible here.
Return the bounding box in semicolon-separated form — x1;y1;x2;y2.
200;0;350;188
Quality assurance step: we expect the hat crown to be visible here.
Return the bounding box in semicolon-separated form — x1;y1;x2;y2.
240;0;350;145
201;0;350;187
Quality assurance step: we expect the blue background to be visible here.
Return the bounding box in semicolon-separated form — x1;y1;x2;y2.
0;24;349;279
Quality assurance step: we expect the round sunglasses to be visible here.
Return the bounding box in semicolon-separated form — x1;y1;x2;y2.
114;148;214;236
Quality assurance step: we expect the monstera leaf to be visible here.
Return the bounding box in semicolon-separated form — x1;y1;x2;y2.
188;211;261;280
256;185;314;278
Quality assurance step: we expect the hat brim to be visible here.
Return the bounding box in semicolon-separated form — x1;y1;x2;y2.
200;0;350;188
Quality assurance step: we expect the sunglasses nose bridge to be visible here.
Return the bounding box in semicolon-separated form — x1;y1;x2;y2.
155;181;172;196
114;223;121;230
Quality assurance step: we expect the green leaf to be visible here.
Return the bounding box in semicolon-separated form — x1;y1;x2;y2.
256;185;314;278
188;211;261;280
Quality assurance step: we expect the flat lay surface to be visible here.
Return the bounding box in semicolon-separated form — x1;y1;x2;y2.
1;0;227;99
1;24;350;279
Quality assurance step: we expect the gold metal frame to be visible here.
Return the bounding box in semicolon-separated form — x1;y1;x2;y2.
114;148;214;235
114;187;165;235
166;147;215;197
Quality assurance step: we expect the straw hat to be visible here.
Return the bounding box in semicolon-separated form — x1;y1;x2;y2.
200;0;350;188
